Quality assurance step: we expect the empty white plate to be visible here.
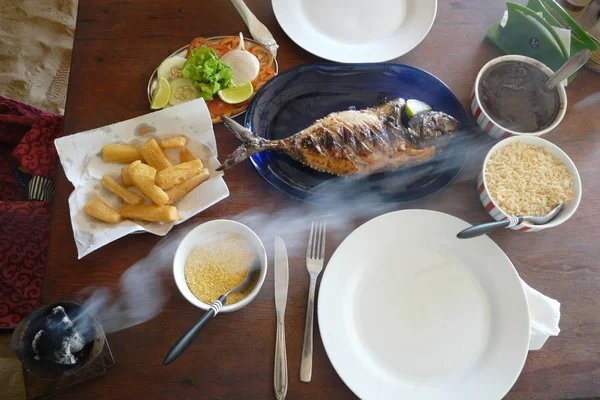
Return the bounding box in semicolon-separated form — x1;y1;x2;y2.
272;0;437;62
318;210;530;400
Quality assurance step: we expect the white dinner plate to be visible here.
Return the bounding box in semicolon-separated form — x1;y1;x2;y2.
272;0;437;63
318;210;530;400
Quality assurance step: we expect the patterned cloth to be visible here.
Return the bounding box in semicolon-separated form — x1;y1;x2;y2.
0;96;63;329
28;175;56;202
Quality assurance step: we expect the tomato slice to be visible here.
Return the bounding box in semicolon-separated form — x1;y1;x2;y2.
208;98;233;117
186;37;213;57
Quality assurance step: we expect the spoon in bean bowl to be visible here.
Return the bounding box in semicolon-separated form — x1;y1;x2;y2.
457;203;563;239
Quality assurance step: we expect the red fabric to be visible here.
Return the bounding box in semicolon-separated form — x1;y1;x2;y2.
0;146;24;202
0;202;52;329
0;96;63;330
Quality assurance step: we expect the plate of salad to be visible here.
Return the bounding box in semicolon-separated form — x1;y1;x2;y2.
148;34;278;124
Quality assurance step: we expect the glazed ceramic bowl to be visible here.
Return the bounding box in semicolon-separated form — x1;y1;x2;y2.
471;55;567;139
173;220;267;313
478;136;581;232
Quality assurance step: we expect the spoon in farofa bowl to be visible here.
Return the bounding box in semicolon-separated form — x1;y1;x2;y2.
457;203;563;239
164;260;261;365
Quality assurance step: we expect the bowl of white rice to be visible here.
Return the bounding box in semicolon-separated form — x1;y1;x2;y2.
478;136;581;232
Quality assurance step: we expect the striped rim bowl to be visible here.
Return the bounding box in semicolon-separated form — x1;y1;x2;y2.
472;55;567;139
479;136;582;232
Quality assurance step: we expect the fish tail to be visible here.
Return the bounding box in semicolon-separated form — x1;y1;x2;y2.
217;116;270;171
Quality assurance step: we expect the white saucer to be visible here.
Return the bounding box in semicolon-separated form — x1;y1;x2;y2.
272;0;437;62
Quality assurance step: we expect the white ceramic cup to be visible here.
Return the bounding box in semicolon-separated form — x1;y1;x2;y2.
471;55;567;139
478;136;582;232
173;219;268;312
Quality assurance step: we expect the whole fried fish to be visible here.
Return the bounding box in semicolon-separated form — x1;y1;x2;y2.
218;98;460;176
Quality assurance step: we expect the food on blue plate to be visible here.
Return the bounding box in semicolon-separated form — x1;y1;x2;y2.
486;141;573;217
405;99;432;118
84;196;122;223
408;111;460;147
120;204;181;223
160;136;188;148
128;161;169;206
101;175;144;205
101;143;143;163
218;98;460;176
139;138;172;171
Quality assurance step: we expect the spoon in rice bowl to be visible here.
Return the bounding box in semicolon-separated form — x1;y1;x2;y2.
457;203;563;239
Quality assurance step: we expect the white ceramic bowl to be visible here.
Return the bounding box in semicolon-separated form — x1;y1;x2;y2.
478;136;581;232
173;220;267;312
471;55;567;139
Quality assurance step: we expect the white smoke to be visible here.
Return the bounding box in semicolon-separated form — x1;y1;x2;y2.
76;227;193;334
75;126;496;333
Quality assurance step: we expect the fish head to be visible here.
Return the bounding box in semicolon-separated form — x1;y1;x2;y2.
409;111;460;140
430;112;460;134
407;111;461;150
375;98;406;126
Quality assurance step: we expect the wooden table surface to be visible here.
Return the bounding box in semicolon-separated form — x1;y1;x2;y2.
43;0;600;399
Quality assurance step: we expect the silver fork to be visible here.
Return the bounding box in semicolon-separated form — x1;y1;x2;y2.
300;222;326;382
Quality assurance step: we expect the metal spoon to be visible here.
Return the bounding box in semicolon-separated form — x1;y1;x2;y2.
545;50;592;90
457;203;563;239
163;261;260;365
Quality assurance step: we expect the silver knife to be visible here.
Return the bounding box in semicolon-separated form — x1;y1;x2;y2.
273;237;288;400
229;0;279;57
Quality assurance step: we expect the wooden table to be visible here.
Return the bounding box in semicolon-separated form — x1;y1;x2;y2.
43;0;600;399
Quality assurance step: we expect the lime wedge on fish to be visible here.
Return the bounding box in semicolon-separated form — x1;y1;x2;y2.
406;99;432;118
151;77;170;110
218;82;253;104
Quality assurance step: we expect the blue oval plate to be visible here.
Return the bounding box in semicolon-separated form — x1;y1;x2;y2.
244;63;469;203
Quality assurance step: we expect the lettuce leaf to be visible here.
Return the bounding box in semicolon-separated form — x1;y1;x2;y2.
182;47;234;100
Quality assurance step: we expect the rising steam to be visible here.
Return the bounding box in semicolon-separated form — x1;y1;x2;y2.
76;82;600;335
77;228;192;334
76;126;493;334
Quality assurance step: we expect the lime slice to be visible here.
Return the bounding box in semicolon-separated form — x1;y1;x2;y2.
218;82;253;104
406;99;432;118
151;77;170;110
